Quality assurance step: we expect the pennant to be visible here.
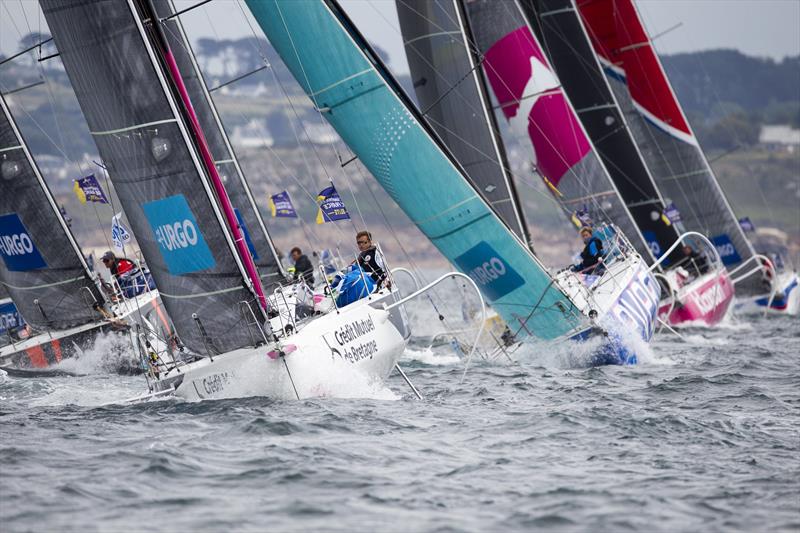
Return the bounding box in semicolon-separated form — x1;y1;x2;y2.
316;184;350;224
572;206;592;228
739;216;755;233
660;213;672;226
269;191;297;218
111;212;132;251
663;202;681;224
73;174;109;204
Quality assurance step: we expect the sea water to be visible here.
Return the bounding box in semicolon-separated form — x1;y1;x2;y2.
0;314;797;531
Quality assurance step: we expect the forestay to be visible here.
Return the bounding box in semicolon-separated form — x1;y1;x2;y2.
42;0;262;354
152;0;285;291
396;0;531;248
522;0;684;265
577;0;760;294
0;94;103;330
245;0;586;340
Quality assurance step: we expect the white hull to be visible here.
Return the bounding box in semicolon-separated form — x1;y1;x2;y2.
172;294;406;401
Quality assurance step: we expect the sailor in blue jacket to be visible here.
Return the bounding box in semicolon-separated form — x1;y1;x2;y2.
571;226;605;274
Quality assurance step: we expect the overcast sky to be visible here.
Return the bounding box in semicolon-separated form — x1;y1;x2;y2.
2;0;799;74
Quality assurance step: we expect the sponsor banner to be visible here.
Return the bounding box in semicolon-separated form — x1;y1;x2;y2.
738;216;755;233
0;299;25;335
73;174;109;204
233;208;259;261
111;212;132;252
316;185;350;224
663;203;681;224
454;241;525;301
142;195;216;275
269;191;297;218
711;234;742;266
0;213;47;272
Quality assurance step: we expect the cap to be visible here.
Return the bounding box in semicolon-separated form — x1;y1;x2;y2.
101;251;115;261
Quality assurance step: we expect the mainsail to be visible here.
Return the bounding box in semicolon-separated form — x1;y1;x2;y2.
245;0;587;340
395;0;531;248
42;0;265;354
401;0;650;262
577;0;760;293
521;0;683;264
0;93;104;330
152;0;285;290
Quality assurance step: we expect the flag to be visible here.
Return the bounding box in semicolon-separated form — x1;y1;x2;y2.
571;206;592;228
269;191;297;218
316;184;350;224
739;216;755;233
73;174;109;204
111;212;132;251
664;202;681;224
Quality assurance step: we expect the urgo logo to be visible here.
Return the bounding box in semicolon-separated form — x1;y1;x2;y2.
710;234;742;266
454;241;524;301
142;195;216;275
0;213;46;272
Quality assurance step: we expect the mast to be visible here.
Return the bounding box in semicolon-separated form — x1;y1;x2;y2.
162;0;286;280
451;0;533;250
136;0;269;314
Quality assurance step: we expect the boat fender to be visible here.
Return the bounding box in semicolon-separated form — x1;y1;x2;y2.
267;344;297;360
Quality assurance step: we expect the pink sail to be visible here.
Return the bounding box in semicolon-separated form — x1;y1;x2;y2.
483;27;590;188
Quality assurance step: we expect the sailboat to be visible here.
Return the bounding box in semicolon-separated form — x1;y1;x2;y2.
41;0;421;401
521;0;736;327
396;0;664;352
575;0;797;317
0;93;166;370
243;0;660;365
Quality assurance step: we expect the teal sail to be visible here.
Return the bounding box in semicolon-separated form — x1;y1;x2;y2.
244;0;586;340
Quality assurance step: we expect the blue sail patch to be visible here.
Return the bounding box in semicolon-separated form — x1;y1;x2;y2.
142;195;215;275
0;213;47;271
711;234;741;266
454;241;524;300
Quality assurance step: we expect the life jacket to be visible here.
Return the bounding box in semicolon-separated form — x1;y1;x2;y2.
580;237;603;269
357;247;385;284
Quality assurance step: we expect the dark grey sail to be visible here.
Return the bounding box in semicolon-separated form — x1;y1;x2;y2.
576;0;761;294
152;0;285;290
459;0;649;262
396;0;531;248
0;93;104;330
521;0;684;265
42;0;263;355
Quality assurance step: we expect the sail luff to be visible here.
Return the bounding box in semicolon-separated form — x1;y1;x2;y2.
137;0;268;314
163;0;287;281
451;0;533;250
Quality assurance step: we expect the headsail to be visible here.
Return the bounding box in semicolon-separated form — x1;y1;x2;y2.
407;0;651;263
577;0;760;292
152;0;285;290
245;0;586;340
42;0;265;354
521;0;684;265
395;0;531;248
0;94;104;330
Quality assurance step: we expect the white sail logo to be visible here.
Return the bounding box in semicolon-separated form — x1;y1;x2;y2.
154;220;199;251
470;257;507;285
0;233;35;256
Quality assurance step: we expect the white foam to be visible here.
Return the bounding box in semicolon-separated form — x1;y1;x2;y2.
53;331;141;375
401;347;461;366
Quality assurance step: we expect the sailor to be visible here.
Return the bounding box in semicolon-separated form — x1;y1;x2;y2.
101;251;154;298
571;227;604;274
680;244;708;276
356;230;388;287
290;247;315;286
